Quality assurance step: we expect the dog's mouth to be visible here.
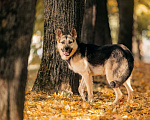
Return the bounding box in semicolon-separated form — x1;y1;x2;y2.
63;51;70;56
61;48;72;56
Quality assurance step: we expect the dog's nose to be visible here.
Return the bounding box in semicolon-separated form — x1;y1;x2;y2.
65;46;70;51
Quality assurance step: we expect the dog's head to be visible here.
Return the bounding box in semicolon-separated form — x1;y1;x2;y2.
56;28;78;60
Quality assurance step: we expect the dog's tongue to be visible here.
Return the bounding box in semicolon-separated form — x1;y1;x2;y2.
63;52;69;56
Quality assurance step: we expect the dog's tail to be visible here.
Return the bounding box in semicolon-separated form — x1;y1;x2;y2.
110;46;134;88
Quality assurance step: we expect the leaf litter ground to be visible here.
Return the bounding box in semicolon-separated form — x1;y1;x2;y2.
24;61;150;120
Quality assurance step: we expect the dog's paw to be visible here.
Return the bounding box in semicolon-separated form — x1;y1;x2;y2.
108;102;114;106
81;96;86;101
88;99;93;104
108;101;118;105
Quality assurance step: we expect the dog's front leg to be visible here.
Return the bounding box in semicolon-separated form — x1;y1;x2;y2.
83;73;93;102
78;77;86;101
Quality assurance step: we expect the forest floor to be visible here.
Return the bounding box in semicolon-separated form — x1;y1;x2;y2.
24;61;150;120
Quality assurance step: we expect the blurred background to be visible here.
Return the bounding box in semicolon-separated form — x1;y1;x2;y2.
27;0;150;90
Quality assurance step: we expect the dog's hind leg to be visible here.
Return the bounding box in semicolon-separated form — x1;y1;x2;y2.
78;77;86;101
105;63;122;105
112;88;123;104
123;76;133;103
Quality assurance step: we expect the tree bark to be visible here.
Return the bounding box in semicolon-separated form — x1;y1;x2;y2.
0;0;36;120
81;0;95;44
94;0;112;45
32;0;84;94
117;0;134;51
81;0;112;45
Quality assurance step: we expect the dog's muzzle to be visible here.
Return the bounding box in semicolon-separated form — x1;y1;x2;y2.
61;46;72;56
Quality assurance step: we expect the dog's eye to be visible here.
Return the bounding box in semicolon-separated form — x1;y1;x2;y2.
69;41;73;44
61;41;65;44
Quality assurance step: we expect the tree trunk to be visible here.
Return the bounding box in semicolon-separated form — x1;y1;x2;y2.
81;0;112;45
117;0;134;51
94;0;112;45
0;1;36;120
81;0;95;44
32;0;84;94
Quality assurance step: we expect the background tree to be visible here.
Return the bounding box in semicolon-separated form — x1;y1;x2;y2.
81;0;112;45
32;0;84;94
0;0;36;120
94;0;112;45
81;0;95;44
117;0;134;51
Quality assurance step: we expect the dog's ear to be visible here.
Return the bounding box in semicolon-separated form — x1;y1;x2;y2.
70;28;77;39
56;29;62;41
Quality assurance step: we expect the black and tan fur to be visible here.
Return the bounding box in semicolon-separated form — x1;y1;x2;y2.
56;28;134;104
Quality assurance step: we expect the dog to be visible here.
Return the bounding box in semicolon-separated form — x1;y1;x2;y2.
56;28;134;105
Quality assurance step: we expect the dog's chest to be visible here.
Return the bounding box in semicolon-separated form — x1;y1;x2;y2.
68;58;87;74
